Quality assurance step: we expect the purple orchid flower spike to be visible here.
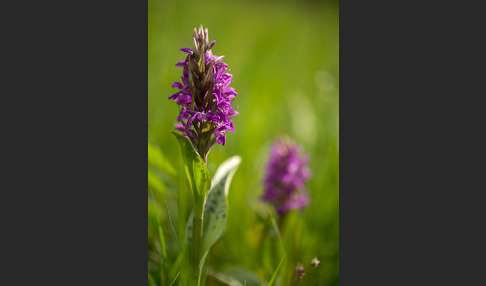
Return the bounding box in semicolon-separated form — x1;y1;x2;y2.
168;25;238;163
262;137;312;216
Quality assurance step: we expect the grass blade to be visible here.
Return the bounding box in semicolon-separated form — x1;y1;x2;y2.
150;188;169;282
268;253;286;286
169;271;181;286
148;273;156;286
166;199;179;244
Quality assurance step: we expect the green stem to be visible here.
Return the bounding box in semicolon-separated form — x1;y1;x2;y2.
193;195;206;274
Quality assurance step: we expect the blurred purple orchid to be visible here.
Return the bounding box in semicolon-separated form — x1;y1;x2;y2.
262;137;312;215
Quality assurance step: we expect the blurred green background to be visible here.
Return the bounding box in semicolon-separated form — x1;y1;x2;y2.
148;0;338;285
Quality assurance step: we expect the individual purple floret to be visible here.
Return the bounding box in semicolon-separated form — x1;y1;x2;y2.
262;138;311;215
168;25;238;162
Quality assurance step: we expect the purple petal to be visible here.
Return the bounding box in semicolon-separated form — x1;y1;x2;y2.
175;61;186;68
174;124;187;136
171;82;183;89
180;47;193;55
168;92;179;100
216;62;228;68
215;132;226;145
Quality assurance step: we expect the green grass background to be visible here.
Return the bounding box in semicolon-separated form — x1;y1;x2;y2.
148;0;339;284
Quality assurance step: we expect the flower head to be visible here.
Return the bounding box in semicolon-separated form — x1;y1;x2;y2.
310;257;320;268
169;25;238;162
294;263;306;282
261;137;311;215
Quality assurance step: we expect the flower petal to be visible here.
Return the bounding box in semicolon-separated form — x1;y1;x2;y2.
175;61;186;68
180;47;193;54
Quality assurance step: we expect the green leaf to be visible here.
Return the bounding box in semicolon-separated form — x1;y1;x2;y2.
185;156;242;278
209;270;244;286
198;251;209;286
148;140;177;176
210;266;266;286
201;155;241;255
171;131;211;197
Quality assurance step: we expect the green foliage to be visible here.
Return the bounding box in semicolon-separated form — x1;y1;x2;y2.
149;140;177;176
148;167;166;195
209;272;245;286
268;253;285;286
185;156;241;248
172;131;211;198
169;271;181;286
149;273;157;286
185;156;242;284
201;156;241;255
210;266;267;286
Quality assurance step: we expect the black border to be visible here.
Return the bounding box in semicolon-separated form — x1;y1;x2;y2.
340;0;484;284
4;0;148;284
